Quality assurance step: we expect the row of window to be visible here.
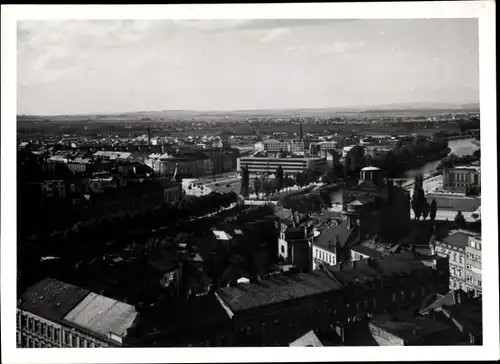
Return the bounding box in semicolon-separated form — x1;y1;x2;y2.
451;266;463;278
19;312;107;348
314;248;335;266
466;264;482;274
18;334;54;348
451;279;464;291
466;276;482;286
19;314;60;342
466;252;481;261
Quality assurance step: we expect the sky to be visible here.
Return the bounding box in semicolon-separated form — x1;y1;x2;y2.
17;19;479;115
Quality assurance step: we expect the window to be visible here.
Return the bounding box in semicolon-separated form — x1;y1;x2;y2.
453;253;458;262
72;335;77;347
54;328;60;341
35;320;40;334
466;264;471;270
459;255;463;264
21;314;27;328
478;280;482;287
64;331;70;345
41;323;46;337
280;245;285;254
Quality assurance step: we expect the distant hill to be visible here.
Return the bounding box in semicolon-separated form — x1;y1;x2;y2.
17;101;479;122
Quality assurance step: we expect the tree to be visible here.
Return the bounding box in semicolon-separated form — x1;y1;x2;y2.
422;200;430;220
240;166;250;197
454;211;466;228
411;193;422;220
275;165;284;192
253;177;262;198
429;199;437;221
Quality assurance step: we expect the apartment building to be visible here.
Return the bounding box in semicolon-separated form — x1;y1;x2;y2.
430;230;480;293
465;235;482;297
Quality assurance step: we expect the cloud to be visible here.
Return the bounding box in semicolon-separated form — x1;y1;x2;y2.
287;41;365;56
259;28;290;42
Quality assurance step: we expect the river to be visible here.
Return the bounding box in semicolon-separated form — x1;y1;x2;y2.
403;138;479;179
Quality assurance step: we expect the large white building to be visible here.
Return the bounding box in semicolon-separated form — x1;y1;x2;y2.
237;156;326;175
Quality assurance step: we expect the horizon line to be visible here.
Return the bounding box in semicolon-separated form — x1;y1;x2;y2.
17;101;480;118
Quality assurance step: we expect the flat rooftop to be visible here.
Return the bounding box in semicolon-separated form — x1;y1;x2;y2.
63;292;138;338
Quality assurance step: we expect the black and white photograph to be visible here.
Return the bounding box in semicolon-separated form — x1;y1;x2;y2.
1;3;498;363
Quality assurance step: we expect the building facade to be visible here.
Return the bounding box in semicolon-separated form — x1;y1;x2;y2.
465;235;482;297
430;230;480;293
262;139;305;154
17;278;138;348
442;166;481;193
237;156;326;176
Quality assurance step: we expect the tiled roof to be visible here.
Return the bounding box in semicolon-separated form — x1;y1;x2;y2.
439;230;479;249
216;270;342;313
369;311;452;341
313;219;356;252
326;252;429;285
351;245;384;258
19;278;90;322
419;291;456;315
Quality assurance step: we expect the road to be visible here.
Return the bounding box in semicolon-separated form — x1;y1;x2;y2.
329;204;478;222
410;210;479;222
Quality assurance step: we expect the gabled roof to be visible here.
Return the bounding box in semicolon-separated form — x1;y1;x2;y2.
419;291;456;315
313;219;356;252
439;230;479;249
